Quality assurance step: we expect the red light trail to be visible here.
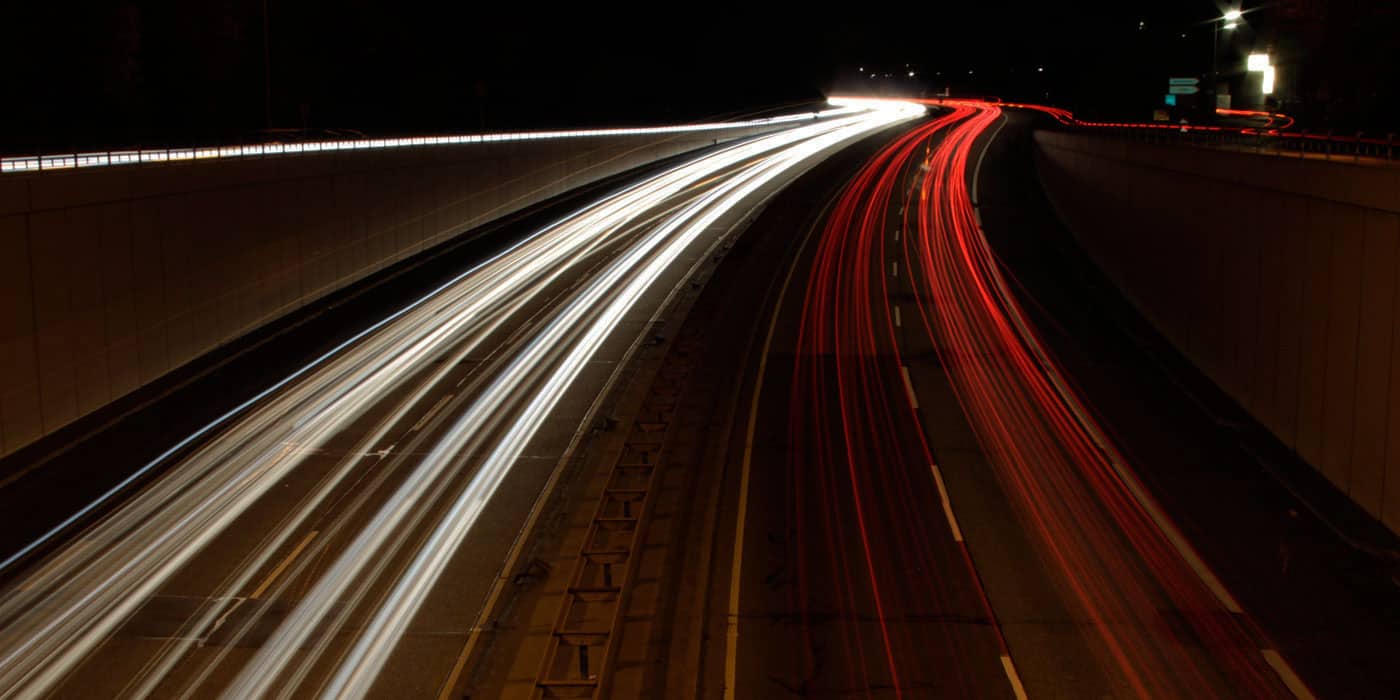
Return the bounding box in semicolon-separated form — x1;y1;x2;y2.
787;106;1014;697
787;98;1313;696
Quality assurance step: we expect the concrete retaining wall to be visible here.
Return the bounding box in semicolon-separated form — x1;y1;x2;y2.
1034;130;1400;533
0;124;786;458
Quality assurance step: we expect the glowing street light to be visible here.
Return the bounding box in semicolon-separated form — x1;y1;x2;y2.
1212;8;1244;107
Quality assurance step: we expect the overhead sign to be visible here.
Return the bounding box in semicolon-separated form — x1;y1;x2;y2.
1169;85;1200;95
1168;77;1199;86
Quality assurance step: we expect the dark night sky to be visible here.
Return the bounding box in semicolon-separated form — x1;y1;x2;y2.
3;2;1397;154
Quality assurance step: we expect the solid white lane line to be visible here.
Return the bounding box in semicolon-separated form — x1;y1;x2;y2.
724;191;847;700
929;464;964;542
1000;655;1029;700
250;530;320;600
1261;649;1317;700
970;112;1009;206
900;365;919;410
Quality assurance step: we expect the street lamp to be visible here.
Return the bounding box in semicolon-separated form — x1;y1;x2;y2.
1212;8;1242;109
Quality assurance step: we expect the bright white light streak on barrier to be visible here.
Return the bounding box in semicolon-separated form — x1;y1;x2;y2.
0;107;864;173
317;113;914;699
0;156;721;695
223;104;920;699
0;99;923;698
0;118;765;574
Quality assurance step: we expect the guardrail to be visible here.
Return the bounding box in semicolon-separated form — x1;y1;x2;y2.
990;99;1397;164
0;109;850;175
1083;125;1398;163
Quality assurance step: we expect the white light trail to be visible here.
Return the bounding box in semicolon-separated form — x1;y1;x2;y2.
0;107;864;173
0;99;923;698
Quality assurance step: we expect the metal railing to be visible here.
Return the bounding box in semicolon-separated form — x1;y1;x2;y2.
1071;123;1397;163
1000;100;1398;165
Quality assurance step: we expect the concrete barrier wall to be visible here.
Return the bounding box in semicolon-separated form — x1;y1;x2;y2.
0;125;787;458
1034;130;1400;533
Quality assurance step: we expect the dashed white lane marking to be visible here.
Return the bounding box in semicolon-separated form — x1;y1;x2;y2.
929;464;965;542
891;261;899;278
894;227;900;242
1000;655;1029;700
900;365;919;410
1261;649;1317;700
893;305;902;328
411;393;455;432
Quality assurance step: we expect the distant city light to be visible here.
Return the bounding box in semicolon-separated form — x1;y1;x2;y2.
1224;21;1238;30
908;71;916;77
1037;66;1044;72
1247;53;1270;71
1223;9;1243;21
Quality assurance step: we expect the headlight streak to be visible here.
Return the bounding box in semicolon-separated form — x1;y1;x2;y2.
231;104;923;700
0;101;922;698
0;181;691;694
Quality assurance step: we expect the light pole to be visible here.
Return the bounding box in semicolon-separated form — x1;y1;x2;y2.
1212;9;1242;109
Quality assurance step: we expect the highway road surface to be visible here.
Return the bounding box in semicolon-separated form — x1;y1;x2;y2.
458;100;1395;700
0;99;923;698
715;101;1345;699
4;98;1397;700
